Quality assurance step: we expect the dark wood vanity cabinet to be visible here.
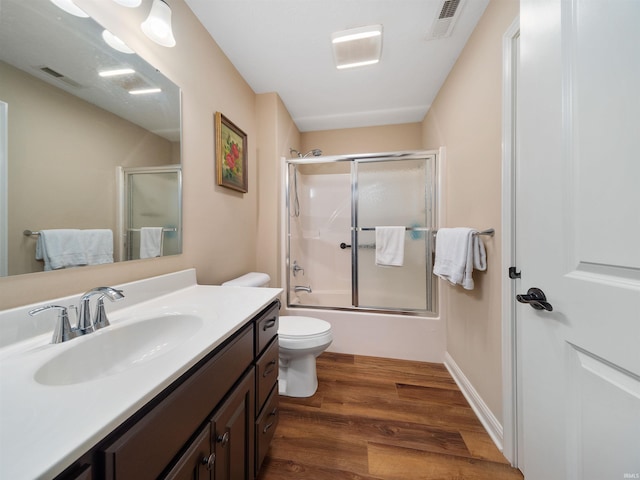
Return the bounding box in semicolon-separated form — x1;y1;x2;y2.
253;304;280;476
166;369;255;480
55;301;279;480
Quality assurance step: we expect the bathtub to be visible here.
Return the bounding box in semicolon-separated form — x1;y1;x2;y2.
283;291;445;363
289;290;351;308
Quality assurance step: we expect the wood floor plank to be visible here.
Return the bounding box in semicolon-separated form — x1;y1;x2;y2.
317;391;487;432
268;419;370;474
275;408;472;458
459;430;511;464
317;355;460;392
367;443;523;480
258;457;384;480
258;353;523;480
395;383;470;408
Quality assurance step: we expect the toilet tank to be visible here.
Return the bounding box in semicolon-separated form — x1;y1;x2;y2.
222;272;271;287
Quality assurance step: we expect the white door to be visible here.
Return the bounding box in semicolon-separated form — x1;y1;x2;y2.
518;1;640;479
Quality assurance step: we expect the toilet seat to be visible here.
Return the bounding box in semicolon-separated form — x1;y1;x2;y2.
279;316;331;338
278;316;332;350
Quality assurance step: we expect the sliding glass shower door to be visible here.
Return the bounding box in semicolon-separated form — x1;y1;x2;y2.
286;151;437;314
353;157;434;311
119;165;182;261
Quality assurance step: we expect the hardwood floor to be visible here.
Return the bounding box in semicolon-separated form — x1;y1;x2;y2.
258;352;523;480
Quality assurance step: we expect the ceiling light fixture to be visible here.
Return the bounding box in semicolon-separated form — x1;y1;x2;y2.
331;25;382;70
111;0;142;7
101;30;135;54
141;0;176;48
49;0;89;18
129;87;162;95
99;68;136;77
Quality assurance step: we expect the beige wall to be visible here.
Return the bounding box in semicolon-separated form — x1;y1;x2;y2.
300;122;423;156
256;93;300;288
1;61;174;276
0;0;258;308
422;0;519;423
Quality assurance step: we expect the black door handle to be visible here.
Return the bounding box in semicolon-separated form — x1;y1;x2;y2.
516;287;553;312
340;242;351;249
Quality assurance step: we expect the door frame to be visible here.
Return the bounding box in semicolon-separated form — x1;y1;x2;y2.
501;16;520;468
0;102;8;277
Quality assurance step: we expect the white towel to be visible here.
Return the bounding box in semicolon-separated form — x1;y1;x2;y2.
375;226;405;267
140;227;163;258
433;227;487;290
36;229;87;271
82;229;114;265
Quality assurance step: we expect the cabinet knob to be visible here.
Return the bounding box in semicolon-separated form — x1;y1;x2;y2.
201;453;216;470
216;431;230;447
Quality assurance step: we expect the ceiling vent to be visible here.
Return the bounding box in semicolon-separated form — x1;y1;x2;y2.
36;65;83;88
427;0;465;39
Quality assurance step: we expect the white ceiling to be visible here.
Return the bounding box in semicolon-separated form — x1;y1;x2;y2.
184;0;490;132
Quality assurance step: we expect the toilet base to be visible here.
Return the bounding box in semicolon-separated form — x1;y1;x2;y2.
278;355;319;398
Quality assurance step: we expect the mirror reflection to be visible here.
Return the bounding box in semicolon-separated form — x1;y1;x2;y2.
0;0;182;277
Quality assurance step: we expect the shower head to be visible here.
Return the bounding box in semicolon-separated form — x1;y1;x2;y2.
289;148;322;158
302;149;322;158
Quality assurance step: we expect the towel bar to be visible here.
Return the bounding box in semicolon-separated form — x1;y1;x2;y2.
127;227;177;233
353;227;495;237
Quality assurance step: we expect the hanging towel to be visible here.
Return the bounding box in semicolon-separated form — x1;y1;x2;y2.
36;229;88;271
375;226;406;267
433;227;487;290
140;227;164;258
82;229;114;265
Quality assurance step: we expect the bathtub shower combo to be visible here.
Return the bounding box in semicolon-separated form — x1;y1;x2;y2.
285;151;438;316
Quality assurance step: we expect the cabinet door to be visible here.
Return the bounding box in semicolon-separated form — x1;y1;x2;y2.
255;387;279;474
212;370;255;480
164;426;212;480
255;338;278;417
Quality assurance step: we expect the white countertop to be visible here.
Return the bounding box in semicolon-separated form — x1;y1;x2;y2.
0;270;282;479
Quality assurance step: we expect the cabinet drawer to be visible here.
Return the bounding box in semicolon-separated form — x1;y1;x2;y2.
255;303;279;356
255;338;278;415
101;324;254;480
255;387;279;473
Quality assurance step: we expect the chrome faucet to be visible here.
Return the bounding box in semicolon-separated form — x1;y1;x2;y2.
28;287;125;344
294;285;312;293
77;287;125;334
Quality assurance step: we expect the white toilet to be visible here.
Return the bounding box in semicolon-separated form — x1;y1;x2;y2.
222;272;333;398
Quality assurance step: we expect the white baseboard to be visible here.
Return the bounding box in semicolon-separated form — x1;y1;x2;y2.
444;352;504;452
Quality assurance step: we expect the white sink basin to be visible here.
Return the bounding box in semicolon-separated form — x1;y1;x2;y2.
34;314;204;386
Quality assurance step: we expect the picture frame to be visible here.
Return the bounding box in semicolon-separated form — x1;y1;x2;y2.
215;112;248;193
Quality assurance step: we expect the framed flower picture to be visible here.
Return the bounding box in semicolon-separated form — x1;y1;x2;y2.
215;112;248;192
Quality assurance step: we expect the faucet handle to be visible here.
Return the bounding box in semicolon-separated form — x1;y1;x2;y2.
78;286;125;334
92;288;125;330
29;305;79;344
93;296;110;330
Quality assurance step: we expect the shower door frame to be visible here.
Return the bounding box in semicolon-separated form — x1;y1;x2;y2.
116;164;183;262
285;150;438;316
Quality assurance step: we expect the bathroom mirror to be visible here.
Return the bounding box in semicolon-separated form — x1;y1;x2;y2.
0;0;182;276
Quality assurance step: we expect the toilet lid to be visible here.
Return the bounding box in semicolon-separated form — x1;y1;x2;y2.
279;316;331;338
